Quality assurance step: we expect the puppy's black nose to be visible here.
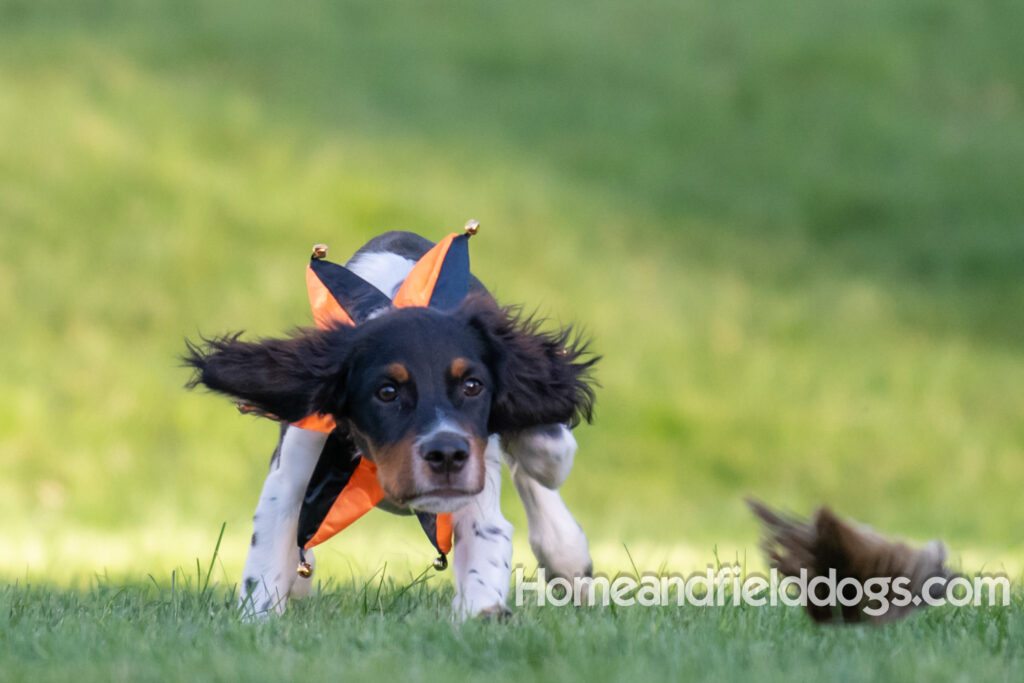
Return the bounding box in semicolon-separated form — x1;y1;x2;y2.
421;434;470;474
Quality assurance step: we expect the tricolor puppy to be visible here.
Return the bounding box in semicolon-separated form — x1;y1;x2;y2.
185;230;598;618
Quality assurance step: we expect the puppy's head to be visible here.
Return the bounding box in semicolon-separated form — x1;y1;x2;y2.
185;296;597;512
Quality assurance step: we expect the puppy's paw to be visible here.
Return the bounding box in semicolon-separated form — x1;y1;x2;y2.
453;592;512;622
238;575;290;618
530;519;592;584
476;604;512;622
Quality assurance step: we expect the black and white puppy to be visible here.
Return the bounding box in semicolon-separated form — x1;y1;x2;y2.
186;231;597;618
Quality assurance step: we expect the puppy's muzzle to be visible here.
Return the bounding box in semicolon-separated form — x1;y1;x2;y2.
420;433;470;475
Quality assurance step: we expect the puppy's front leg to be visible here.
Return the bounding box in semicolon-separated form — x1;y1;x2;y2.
451;435;513;620
239;425;325;616
504;425;592;581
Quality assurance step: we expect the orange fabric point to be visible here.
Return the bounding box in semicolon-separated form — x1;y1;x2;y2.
306;264;355;329
436;513;454;554
304;458;386;549
392;233;458;308
292;413;336;433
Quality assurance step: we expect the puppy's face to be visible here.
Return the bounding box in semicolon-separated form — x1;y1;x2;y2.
186;296;598;513
331;310;494;510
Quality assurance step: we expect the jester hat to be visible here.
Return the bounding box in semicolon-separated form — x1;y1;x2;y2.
288;225;478;569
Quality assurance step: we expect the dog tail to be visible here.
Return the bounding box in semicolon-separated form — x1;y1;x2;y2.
747;498;951;623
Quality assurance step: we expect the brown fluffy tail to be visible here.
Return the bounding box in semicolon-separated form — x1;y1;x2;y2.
747;498;951;623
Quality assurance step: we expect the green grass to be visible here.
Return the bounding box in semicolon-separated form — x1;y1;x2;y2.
0;0;1022;678
3;570;1024;683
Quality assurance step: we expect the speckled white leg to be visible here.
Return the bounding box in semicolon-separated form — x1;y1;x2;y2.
239;425;325;617
505;426;592;580
451;436;513;619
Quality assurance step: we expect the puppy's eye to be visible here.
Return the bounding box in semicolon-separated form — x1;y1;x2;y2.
376;384;399;402
463;378;484;397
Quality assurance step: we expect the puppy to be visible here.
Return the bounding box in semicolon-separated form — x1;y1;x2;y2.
185;231;597;618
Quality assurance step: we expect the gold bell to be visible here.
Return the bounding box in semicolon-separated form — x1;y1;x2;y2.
311;244;329;259
297;561;313;578
464;220;479;236
432;553;448;571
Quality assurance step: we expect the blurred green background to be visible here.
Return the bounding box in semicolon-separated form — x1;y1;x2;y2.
1;0;1022;582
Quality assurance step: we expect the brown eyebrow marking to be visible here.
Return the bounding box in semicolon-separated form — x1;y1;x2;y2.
449;357;469;378
387;363;409;383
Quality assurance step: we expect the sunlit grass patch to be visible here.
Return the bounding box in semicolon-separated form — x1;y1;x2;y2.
2;561;1023;682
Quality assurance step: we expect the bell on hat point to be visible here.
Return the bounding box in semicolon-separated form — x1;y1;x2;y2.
312;244;329;259
464;220;479;236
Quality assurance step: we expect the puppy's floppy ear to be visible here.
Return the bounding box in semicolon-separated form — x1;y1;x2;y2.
183;327;351;422
461;296;599;433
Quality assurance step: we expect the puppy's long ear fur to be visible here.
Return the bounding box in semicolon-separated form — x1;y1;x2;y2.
461;296;599;433
183;328;349;423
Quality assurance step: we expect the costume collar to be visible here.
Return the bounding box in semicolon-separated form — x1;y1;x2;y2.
295;224;479;566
